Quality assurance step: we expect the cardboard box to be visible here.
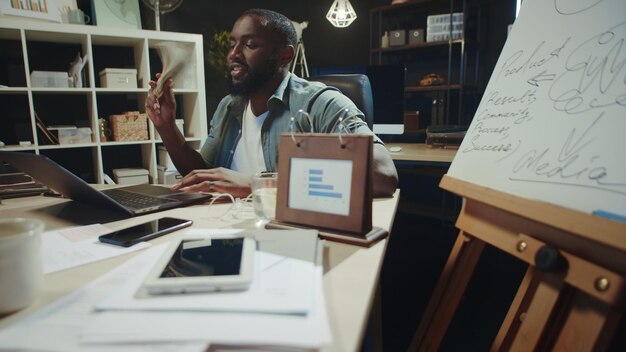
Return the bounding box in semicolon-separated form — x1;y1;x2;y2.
389;30;406;46
427;23;464;34
99;68;137;89
408;29;425;44
47;126;92;144
30;71;70;88
426;12;463;42
157;146;175;169
155;119;184;140
404;111;420;132
426;12;464;42
58;127;92;144
426;12;464;26
113;168;149;185
157;165;182;184
426;30;463;42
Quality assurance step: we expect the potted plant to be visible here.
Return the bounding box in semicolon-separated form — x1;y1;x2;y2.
206;30;231;78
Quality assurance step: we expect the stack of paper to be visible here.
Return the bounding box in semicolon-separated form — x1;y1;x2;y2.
42;224;150;274
0;228;331;351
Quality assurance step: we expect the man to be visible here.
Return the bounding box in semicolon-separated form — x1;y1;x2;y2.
146;9;398;198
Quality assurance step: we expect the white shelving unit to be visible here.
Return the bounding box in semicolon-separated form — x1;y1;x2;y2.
0;19;207;184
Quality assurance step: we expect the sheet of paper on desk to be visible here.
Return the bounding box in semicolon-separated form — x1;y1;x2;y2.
85;230;329;349
82;274;330;349
96;239;316;315
0;237;331;351
0;242;207;352
43;224;150;274
81;248;330;349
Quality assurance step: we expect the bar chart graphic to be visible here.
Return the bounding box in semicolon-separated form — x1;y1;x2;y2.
288;158;352;216
1;0;60;22
10;0;48;12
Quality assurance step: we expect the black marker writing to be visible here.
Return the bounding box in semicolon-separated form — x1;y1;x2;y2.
485;90;538;107
549;21;626;114
473;122;510;138
462;134;514;153
510;113;626;194
527;70;555;87
497;38;569;80
475;107;533;124
554;0;604;15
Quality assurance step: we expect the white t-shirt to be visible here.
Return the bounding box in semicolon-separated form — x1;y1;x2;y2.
230;101;268;175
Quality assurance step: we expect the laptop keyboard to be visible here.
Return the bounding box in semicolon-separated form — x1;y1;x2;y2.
103;188;174;209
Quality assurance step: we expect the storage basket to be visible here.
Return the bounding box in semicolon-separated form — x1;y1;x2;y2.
109;112;149;141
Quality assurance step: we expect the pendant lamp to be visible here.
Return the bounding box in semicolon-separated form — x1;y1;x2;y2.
326;0;357;28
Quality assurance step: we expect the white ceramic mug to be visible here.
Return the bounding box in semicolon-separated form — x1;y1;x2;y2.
65;9;90;24
0;218;44;315
251;172;278;222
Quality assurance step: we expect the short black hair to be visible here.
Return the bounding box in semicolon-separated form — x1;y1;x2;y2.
241;9;297;47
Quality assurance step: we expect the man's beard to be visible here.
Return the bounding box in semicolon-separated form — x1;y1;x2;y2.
228;54;280;96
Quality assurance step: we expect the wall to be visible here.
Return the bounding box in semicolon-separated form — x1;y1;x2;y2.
139;0;516;121
76;0;516;123
136;0;392;118
143;1;385;67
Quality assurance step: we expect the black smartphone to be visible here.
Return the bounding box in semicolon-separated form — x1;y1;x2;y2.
98;217;193;247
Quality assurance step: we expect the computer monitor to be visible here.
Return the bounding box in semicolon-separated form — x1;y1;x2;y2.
311;64;406;135
365;64;406;135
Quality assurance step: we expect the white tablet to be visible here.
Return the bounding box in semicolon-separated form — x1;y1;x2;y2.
142;235;256;294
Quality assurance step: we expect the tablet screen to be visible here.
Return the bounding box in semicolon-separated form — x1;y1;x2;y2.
159;238;244;278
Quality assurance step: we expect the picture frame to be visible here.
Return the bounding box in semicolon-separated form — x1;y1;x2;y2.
0;0;76;23
268;133;388;247
91;0;141;29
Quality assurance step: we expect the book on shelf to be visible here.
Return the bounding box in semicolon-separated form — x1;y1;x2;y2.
34;111;59;145
425;125;468;149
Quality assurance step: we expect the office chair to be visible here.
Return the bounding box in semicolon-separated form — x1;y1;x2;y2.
307;74;374;130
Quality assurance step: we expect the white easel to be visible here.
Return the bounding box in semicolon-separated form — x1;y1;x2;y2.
290;20;310;78
291;40;309;78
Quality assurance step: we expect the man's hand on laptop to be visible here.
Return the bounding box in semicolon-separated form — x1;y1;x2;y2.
172;167;253;199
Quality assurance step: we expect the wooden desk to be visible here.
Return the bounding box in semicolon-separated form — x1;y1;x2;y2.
385;143;457;164
0;190;399;352
386;143;459;222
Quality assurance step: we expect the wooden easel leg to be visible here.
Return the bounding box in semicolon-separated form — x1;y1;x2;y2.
491;268;566;352
492;265;539;351
551;291;622;351
495;269;622;352
291;45;301;73
510;272;565;351
409;230;485;352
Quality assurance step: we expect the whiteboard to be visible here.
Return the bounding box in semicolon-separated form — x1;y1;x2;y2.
447;0;626;219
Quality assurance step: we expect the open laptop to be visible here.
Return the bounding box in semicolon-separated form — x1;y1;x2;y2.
0;151;212;216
